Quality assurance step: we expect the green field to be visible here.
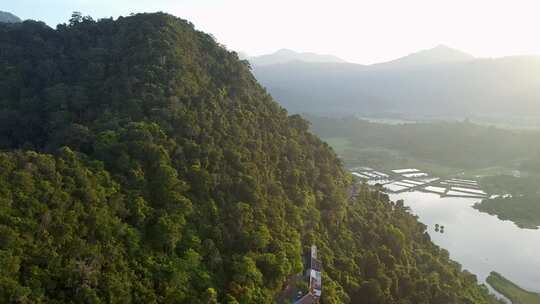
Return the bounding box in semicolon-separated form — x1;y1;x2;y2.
462;166;520;179
312;116;539;179
487;272;540;304
324;137;353;153
323;136;477;177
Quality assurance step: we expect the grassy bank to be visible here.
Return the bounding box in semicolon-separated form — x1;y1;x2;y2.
487;272;540;304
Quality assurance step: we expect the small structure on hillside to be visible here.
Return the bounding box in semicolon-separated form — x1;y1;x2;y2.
295;245;322;304
309;245;322;298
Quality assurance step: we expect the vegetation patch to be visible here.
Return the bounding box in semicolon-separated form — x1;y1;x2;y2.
474;175;540;229
474;196;540;229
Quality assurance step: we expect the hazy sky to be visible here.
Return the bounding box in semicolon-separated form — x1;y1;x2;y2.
5;0;540;64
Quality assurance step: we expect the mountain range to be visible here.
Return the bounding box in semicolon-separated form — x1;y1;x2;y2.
252;45;540;116
368;44;474;70
249;48;347;66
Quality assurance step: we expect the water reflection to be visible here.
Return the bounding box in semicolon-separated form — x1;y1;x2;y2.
388;191;540;293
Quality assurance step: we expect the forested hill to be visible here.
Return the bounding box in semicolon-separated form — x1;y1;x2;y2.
0;13;503;303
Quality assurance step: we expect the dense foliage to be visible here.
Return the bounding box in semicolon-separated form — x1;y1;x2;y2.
0;13;504;303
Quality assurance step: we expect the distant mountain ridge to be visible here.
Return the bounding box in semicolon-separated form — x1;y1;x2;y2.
250;45;473;68
249;48;347;66
252;45;540;115
0;11;21;23
368;44;475;70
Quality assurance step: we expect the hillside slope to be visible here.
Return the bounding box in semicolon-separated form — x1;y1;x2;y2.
0;14;503;303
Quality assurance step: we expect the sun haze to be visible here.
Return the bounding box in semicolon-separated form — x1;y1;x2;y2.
4;0;540;63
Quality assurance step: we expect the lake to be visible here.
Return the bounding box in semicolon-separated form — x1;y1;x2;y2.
388;191;540;295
